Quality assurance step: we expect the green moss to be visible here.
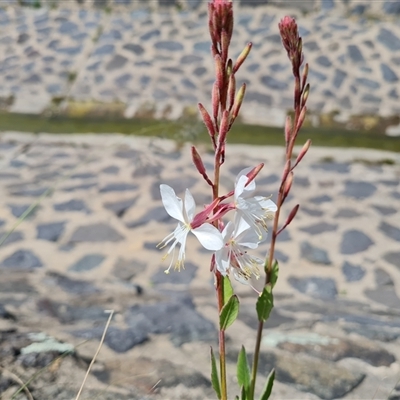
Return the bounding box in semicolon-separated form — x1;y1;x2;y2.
0;112;399;152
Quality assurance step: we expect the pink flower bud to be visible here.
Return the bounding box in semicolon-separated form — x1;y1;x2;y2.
283;171;293;200
212;81;220;122
245;163;264;185
227;73;236;111
277;204;299;235
192;146;213;187
293;139;311;169
284;115;292;146
198;103;216;140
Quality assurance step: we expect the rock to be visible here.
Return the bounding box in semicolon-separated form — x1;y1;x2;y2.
365;288;400;309
379;221;400;242
102;166;119;174
383;251;400;268
383;1;400;14
276;335;395;367
106;54;128;71
133;163;162;177
70;223;124;243
54;199;91;213
343;324;400;342
37;298;109;323
300;241;331;265
103;197;138;217
260;75;288;90
71;327;148;353
315;55;331;67
375;268;394;286
123;43;144;55
334;208;361;218
0;231;23;246
288;276;337;299
140;29;160;41
372;205;397;215
300;222;337;235
312;161;350;173
45;272;100;294
239;305;294;330
340;230;374;254
112;257;146;281
126;206;174;228
61;183;97;192
377;28;400;51
1;249;43;270
309;194;332;204
154;40;183;51
151;262;198;285
332;69;347;89
342;180;376;199
347;44;364;63
37;222;65;242
274;249;289;263
93;43;115;56
125;296;216;346
70;173;97;180
256;350;365;399
342;261;366;282
68;254;105;272
9;185;49;197
355;77;380;90
151;177;197;200
301;207;324;217
381;63;398;82
99;183;138;192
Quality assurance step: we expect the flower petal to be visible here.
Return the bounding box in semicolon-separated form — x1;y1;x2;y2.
184;188;196;222
192;223;224;250
215;247;230;275
235;167;256;198
160;184;185;223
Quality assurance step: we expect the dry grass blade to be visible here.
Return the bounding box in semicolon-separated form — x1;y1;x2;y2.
75;310;114;400
0;367;34;400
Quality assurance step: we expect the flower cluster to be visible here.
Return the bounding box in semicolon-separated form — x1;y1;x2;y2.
158;167;277;284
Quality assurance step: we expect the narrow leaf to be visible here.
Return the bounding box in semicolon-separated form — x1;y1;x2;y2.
237;346;251;395
219;295;239;330
256;286;274;322
240;386;247;400
259;368;275;400
210;347;221;399
223;276;233;306
270;260;279;289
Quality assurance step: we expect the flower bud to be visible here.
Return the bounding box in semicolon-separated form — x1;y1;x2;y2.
231;83;246;121
293;139;311;169
233;42;252;74
284;115;292;145
245;163;264;186
192;146;213;186
277;204;299;235
295;105;307;132
227;73;236;111
301;83;310;108
283;171;293;199
198;103;216;139
212;81;220;121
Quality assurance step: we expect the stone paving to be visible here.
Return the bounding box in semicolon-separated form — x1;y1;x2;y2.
0;2;400;128
0;131;399;399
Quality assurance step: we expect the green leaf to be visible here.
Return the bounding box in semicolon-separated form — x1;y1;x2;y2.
219;295;239;330
223;275;234;306
270;260;279;288
256;285;274;322
259;368;275;400
237;346;251;396
210;347;221;399
240;385;247;400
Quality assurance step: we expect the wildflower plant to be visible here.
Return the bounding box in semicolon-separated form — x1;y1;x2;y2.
158;2;310;399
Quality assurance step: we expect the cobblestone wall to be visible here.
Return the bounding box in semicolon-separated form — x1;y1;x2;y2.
0;0;399;127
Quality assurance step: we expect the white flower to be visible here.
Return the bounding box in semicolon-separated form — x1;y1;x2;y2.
158;184;223;273
234;168;277;240
215;214;264;284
